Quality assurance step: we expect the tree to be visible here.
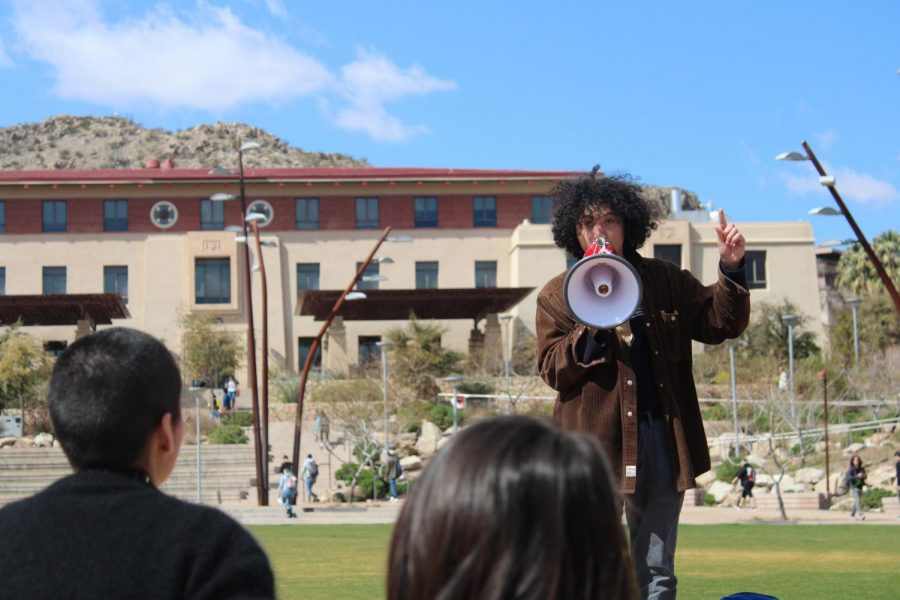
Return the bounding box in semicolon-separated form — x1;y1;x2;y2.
738;299;819;362
179;312;242;387
829;294;900;367
0;325;55;433
835;230;899;298
384;316;463;400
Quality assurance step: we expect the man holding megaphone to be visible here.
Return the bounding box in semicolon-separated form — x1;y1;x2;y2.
536;167;750;600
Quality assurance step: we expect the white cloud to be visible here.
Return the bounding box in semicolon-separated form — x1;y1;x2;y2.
334;50;457;142
813;129;838;149
778;163;898;208
263;0;288;19
10;2;455;141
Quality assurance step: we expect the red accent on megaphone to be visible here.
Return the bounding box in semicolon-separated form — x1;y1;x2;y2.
583;238;617;258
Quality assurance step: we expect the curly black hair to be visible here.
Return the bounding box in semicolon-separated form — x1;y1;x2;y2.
550;166;659;259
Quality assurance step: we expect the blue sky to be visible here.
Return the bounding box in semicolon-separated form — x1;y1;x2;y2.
0;0;897;244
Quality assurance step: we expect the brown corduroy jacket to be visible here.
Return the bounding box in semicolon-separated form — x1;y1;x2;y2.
536;254;750;493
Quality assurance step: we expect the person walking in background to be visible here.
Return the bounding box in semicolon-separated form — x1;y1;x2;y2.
535;169;749;600
0;328;274;598
387;416;636;600
731;462;758;511
223;375;238;415
382;450;401;503
845;455;867;521
302;453;319;502
278;467;298;518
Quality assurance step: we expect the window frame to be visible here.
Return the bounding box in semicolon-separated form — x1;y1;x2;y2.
296;263;321;291
530;195;552;224
474;260;497;288
103;265;129;303
745;250;767;290
0;201;5;233
42;200;67;233
473;196;497;227
298;337;323;371
415;261;439;289
414;196;438;228
150;201;179;229
295;198;320;230
200;198;225;231
355;197;380;229
42;266;67;294
103;199;129;232
653;244;683;268
0;266;5;295
356;262;381;290
194;257;231;304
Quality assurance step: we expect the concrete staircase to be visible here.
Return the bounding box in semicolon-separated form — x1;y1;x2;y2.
0;444;256;507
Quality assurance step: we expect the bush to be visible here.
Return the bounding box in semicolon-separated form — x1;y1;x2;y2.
862;487;896;510
223;411;253;427
334;462;386;500
208;424;248;444
705;493;717;506
715;457;742;482
457;380;494;395
427;402;463;430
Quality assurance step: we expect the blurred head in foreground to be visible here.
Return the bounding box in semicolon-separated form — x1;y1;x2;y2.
387;416;636;600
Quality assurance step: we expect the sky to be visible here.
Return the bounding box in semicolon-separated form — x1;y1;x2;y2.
0;0;897;245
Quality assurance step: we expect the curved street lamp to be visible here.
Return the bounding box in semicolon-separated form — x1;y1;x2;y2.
777;142;900;314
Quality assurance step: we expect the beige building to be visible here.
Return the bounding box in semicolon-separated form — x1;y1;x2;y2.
0;166;823;381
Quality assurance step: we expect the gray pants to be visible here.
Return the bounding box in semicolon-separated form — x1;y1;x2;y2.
625;418;684;600
850;487;863;518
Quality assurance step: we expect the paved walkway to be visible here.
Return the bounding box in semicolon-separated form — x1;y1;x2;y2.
221;499;900;526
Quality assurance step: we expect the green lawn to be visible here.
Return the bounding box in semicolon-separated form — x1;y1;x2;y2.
250;524;900;600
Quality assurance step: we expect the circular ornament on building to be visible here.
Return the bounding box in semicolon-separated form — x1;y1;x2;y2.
150;201;179;229
247;200;274;228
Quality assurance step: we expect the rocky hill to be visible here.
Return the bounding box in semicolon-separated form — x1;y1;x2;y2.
0;115;369;170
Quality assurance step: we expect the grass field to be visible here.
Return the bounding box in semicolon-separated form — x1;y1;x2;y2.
250;524;900;600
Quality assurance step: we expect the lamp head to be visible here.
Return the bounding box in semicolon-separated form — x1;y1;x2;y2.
345;291;367;301
775;151;808;161
210;193;237;201
240;141;261;152
245;212;267;223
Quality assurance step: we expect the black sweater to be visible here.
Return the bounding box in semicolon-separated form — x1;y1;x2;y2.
0;470;274;599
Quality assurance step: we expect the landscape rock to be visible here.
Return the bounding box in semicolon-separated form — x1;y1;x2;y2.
436;436;451;451
842;443;865;456
708;480;735;503
695;471;717;488
415;422;443;458
33;432;55;447
14;436;34;448
794;467;824;484
0;436;17;448
399;455;423;472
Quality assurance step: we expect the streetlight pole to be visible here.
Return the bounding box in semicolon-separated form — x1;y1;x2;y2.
819;370;831;504
380;341;389;457
246;213;272;499
291;227;411;472
729;344;740;458
210;140;266;505
847;297;861;364
777;142;900;315
499;314;512;415
782;315;797;424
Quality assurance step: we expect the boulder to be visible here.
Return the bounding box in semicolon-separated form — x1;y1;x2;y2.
13;437;34;448
395;433;417;447
399;455;423;472
695;471;717;488
793;467;824;484
869;464;897;487
0;436;16;448
437;436;451;451
866;432;893;446
842;442;865;456
34;432;55;447
415;421;443;458
708;480;735;503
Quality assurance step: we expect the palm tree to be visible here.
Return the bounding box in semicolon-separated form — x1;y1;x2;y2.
835;230;900;297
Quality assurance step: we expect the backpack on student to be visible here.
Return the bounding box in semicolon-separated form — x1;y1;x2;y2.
308;460;319;478
286;475;297;489
395;461;403;478
746;466;755;484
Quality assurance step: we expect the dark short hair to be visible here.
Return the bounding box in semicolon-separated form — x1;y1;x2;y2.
387;416;635;600
48;327;182;471
550;167;659;259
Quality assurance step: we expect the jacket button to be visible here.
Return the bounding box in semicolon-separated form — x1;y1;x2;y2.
654;350;659;355
646;322;651;327
659;383;664;388
626;379;633;386
627;411;633;417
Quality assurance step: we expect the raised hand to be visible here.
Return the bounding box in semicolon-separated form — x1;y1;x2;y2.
715;209;745;269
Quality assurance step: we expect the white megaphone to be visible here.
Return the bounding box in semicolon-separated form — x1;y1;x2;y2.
563;238;643;329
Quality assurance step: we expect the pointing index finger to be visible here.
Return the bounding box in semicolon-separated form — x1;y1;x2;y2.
718;208;727;230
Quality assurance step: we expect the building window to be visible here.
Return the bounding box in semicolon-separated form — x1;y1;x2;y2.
475;261;497;288
43;266;67;294
42;201;67;233
247;200;274;228
654;244;682;268
298;337;322;371
473;196;497;227
200;199;225;231
358;336;381;369
356;262;381;290
43;341;68;357
297;263;320;291
531;196;552;224
0;201;5;233
416;261;438;289
195;258;231;304
104;266;128;303
295;198;319;230
150;201;179;229
414;197;438;228
356;197;379;229
0;267;5;295
746;250;767;290
103;200;129;232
